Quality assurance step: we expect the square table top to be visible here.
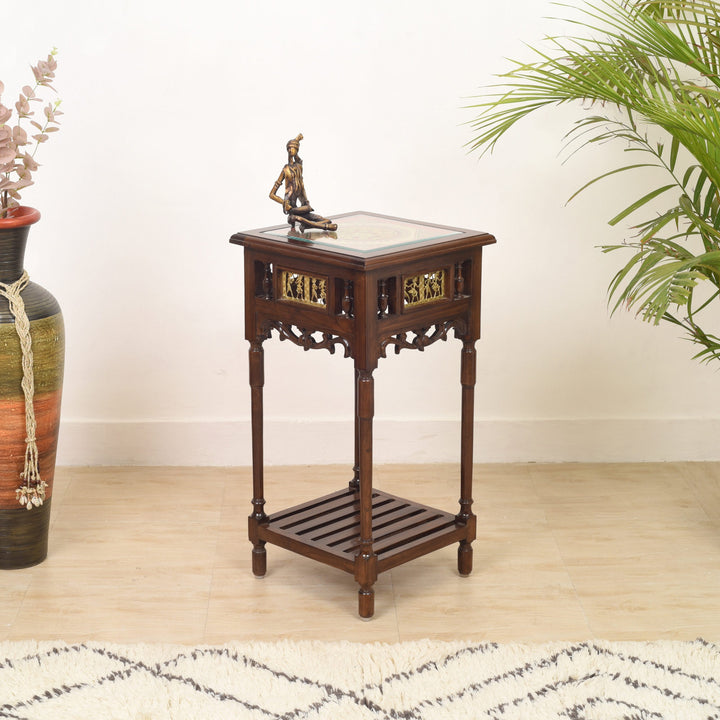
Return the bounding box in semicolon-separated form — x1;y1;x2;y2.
232;211;495;261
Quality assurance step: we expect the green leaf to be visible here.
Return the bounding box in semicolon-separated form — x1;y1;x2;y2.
467;0;720;363
669;135;680;171
566;163;659;203
692;169;709;209
608;184;676;225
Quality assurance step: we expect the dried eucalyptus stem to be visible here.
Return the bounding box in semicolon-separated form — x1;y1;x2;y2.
0;50;62;218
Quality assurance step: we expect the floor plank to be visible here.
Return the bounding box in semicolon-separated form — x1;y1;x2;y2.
2;463;718;642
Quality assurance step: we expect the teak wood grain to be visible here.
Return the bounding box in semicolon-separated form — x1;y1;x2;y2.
231;211;496;618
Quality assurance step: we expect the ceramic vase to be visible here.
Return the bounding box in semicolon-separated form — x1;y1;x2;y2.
0;207;64;569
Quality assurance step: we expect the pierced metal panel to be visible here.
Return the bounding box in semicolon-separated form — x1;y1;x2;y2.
279;270;327;307
403;269;446;308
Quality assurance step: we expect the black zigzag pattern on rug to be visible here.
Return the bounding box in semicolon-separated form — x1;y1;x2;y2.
0;639;718;719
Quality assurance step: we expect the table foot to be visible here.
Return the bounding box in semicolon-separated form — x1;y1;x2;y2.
252;544;267;578
458;540;473;577
358;587;374;619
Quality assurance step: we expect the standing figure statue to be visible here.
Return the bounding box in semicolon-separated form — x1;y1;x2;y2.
269;134;337;232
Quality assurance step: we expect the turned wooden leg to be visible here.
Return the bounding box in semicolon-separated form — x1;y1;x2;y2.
350;369;360;491
248;341;268;577
251;542;267;577
354;368;378;618
458;540;473;577
457;340;477;577
358;586;374;619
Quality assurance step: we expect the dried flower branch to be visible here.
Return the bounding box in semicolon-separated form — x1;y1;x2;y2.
0;49;61;218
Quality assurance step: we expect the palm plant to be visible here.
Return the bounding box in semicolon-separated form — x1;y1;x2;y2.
468;0;720;363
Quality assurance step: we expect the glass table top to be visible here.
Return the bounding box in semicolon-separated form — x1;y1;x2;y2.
260;212;463;256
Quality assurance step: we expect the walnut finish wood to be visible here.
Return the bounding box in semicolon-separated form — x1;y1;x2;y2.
231;212;495;617
258;488;466;572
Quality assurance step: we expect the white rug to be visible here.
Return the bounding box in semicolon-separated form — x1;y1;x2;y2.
0;639;718;719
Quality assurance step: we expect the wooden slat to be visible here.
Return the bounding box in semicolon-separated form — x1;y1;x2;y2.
261;488;465;574
331;506;433;553
258;524;355;573
289;500;361;534
295;496;397;537
324;498;417;550
307;500;410;543
268;488;354;524
377;524;468;573
273;490;369;529
373;515;457;555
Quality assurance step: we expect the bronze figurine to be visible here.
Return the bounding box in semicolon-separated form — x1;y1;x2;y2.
269;134;337;232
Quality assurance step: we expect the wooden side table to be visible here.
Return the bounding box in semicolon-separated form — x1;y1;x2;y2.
230;211;495;618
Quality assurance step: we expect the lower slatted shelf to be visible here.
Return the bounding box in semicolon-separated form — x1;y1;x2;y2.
258;487;467;573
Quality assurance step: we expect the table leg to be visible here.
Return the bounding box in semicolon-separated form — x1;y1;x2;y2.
457;340;477;577
355;368;378;618
248;340;268;578
350;368;360;491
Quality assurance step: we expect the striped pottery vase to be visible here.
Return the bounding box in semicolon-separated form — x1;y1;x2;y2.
0;207;64;569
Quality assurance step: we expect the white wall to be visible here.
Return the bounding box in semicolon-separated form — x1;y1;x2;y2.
5;0;719;465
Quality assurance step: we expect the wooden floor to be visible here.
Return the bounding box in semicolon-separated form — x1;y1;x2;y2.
2;463;719;644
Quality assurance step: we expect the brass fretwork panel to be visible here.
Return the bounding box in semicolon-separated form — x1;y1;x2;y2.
403;269;446;308
280;270;327;307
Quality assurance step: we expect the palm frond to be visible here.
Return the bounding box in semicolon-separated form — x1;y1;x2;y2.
468;0;720;364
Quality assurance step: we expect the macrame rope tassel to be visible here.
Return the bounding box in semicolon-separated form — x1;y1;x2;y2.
0;271;46;510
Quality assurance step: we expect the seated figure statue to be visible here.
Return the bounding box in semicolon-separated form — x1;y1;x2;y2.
269;134;337;232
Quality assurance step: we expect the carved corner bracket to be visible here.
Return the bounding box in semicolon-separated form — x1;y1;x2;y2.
379;319;468;358
261;320;352;357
